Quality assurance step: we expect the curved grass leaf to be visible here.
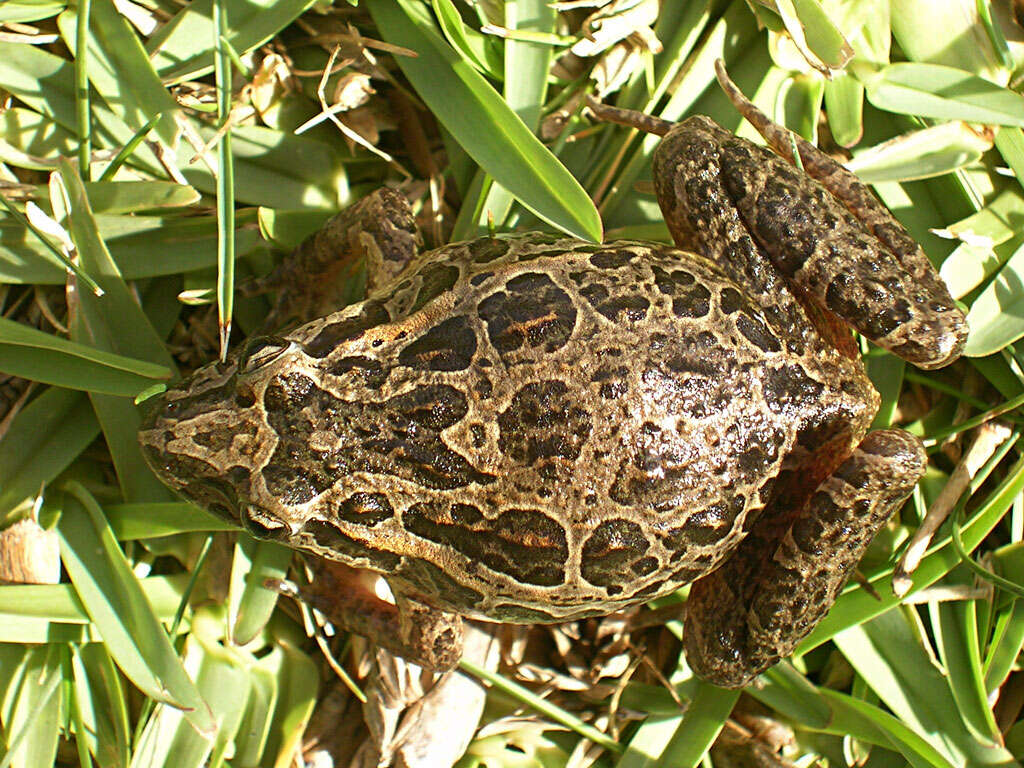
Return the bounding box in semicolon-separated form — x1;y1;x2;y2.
71;644;130;768
57;483;216;736
0;387;98;519
0;316;169;396
0;0;66;23
59;160;177;502
656;683;738;767
1;209;264;285
865;63;1024;127
824;71;864;147
846;122;992;183
228;536;292;646
365;0;602;242
31;181;201;214
104;502;236;540
963;243;1024;356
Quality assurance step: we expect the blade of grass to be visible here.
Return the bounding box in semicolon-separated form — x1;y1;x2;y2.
0;317;169;396
228;536;292;646
58;159;177;502
214;0;235;361
864;63;1024;127
74;0;91;180
461;657;621;752
365;0;602;242
56;481;216;735
656;683;738;767
0;387;98;519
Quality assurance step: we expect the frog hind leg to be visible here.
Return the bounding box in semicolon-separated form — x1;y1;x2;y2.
715;65;965;369
297;557;465;670
251;188;421;330
683;429;925;688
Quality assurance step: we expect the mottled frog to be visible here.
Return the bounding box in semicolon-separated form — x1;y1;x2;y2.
139;63;967;687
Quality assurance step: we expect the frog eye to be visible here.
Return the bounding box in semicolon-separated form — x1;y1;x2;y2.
238;335;294;374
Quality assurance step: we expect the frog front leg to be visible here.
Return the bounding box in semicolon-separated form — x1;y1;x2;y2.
298;558;465;670
251;187;421;330
684;429;925;688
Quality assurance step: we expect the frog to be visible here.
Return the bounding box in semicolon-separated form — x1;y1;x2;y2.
138;62;967;688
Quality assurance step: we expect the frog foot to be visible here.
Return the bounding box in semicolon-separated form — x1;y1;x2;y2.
683;429;926;688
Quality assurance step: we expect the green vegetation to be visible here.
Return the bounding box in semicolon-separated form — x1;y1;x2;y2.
1;1;1024;765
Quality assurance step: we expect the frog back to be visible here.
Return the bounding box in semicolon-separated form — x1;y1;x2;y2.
256;234;867;621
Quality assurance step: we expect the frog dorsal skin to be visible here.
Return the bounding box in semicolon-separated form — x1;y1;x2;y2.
139;65;967;687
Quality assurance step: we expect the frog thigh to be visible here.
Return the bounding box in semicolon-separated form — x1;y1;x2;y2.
683;429;925;688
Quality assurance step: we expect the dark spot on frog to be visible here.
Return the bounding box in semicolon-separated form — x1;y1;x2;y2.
600;380;629;399
590;249;635;269
825;271;913;338
408;263;461;313
329;356;387;388
263;374;493;494
334;492;394;526
235;391;256;408
404;503;568;586
665;498;742;550
498;381;592;476
474;374;492;399
580;283;651;322
764;364;824;414
652;265;711;318
735;313;781;352
306;301;391;358
398;315;477;372
580;519;650;588
302;519;402;570
240;502;293;541
478;272;577;361
720;287;742;313
470;271;494;286
467;237;512;263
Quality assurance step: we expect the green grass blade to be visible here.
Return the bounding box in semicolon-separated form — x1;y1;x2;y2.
104;503;236;540
73;0;92;181
0;316;169;396
824;71;864;147
214;0;235;360
58;159;177;501
71;643;130;768
846;122;992;183
0;387;98;519
963;242;1024;356
655;683;738;767
0;645;63;768
864;63;1024;127
930;589;1001;741
365;0;602;241
228;536;292;645
56;482;216;736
